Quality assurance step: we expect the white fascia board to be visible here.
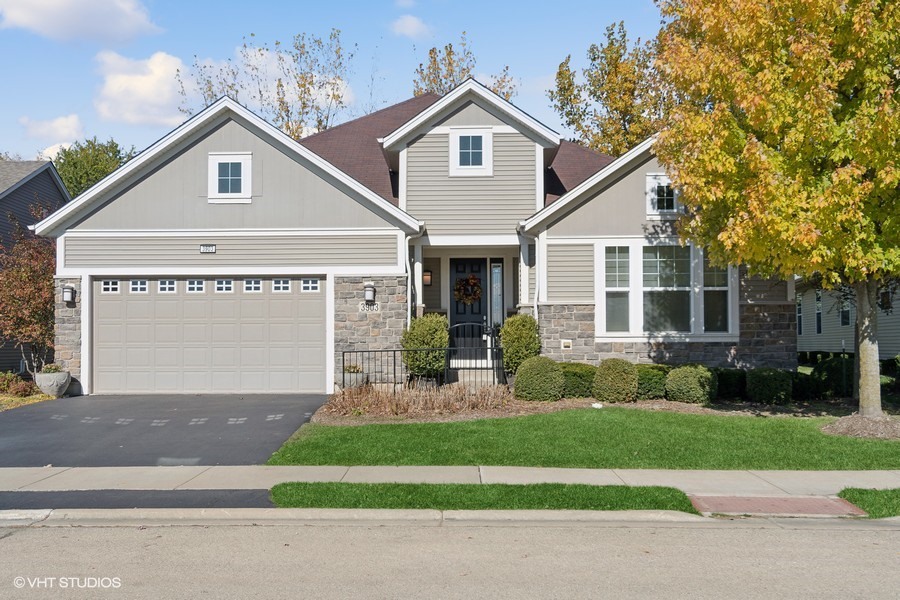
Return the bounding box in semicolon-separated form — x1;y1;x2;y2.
381;79;560;151
34;97;422;237
520;137;657;235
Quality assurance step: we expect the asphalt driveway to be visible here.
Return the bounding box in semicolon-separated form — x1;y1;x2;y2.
0;394;327;467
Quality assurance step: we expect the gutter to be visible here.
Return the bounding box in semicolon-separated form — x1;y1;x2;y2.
404;223;427;328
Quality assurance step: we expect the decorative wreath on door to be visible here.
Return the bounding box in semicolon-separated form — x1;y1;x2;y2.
453;274;483;305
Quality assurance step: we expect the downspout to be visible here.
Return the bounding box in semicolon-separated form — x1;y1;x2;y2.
517;223;539;318
405;223;426;329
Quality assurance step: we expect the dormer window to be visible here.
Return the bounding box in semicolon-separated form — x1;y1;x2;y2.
208;152;252;203
646;174;680;218
449;129;492;177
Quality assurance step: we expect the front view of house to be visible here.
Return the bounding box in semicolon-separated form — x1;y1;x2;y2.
37;79;796;395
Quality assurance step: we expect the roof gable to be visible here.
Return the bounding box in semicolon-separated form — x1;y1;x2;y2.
34;98;421;237
0;161;70;205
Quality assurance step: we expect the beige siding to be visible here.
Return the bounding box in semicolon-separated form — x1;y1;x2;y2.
406;132;536;235
422;257;442;310
72;117;395;231
797;288;900;360
527;243;536;301
546;244;594;303
546;155;677;238
435;101;509;128
65;234;398;268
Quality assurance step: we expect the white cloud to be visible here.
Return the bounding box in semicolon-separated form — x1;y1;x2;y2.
19;114;83;141
390;15;432;40
0;0;159;44
395;0;416;7
94;50;185;127
39;142;71;160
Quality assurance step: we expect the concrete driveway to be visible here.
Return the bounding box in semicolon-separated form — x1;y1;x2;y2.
0;394;327;467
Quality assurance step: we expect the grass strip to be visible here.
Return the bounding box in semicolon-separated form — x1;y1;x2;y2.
838;488;900;519
268;408;900;470
270;482;698;513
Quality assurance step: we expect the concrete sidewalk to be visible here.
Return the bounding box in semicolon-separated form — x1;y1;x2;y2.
1;465;898;497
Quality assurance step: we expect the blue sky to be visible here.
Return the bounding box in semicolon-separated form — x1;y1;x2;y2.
0;0;661;159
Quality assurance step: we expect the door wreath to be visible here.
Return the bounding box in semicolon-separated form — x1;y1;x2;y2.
453;274;482;305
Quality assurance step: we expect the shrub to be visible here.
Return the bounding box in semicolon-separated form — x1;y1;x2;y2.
593;358;639;403
811;355;853;398
791;370;817;401
514;356;564;401
7;379;37;397
636;364;670;400
41;363;63;373
713;368;746;401
665;365;717;405
746;368;793;405
499;314;540;375
401;313;449;377
0;371;21;393
560;362;597;398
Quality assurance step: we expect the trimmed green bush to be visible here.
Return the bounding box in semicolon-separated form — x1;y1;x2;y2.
636;364;670;400
593;358;639;403
746;368;792;405
713;368;746;401
401;314;449;377
665;365;717;405
791;370;817;401
811;355;853;398
514;356;564;401
560;362;597;398
500;314;541;375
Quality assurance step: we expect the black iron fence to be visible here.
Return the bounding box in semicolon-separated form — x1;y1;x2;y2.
341;345;506;392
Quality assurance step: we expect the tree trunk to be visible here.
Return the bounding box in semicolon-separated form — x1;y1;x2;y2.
853;323;860;400
854;279;882;418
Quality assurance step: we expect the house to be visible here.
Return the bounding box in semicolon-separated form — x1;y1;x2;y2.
0;161;71;372
35;79;795;396
796;285;900;360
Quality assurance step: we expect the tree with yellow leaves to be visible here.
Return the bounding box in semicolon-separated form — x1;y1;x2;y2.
413;33;517;100
655;0;899;419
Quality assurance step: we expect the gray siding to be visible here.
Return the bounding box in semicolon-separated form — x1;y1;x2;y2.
0;343;23;373
72;117;395;231
407;132;536;235
797;288;900;360
527;243;536;301
740;272;789;304
1;169;67;246
546;244;594;303
422;257;442;310
435;101;509;128
546;155;677;238
64;234;398;268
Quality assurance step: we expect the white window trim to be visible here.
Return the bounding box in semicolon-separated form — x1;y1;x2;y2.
593;239;739;340
158;280;176;294
208;152;252;203
129;279;148;294
215;279;234;293
244;279;262;293
187;279;205;293
301;278;320;293
101;280;119;294
645;173;681;220
449;128;493;177
273;279;291;293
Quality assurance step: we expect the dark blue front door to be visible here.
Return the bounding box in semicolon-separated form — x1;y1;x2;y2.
449;258;487;352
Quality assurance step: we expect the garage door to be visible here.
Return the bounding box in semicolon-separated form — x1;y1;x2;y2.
93;277;326;393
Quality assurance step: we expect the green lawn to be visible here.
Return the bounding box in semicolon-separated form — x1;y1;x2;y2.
839;488;900;519
270;482;698;513
268;408;900;470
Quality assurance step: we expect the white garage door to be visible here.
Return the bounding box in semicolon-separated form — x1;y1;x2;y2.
92;277;327;393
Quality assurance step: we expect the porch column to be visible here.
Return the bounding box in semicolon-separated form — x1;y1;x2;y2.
518;235;530;306
413;243;425;317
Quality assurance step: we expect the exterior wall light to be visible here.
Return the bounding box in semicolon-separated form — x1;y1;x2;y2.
364;282;376;304
62;286;77;303
423;270;433;286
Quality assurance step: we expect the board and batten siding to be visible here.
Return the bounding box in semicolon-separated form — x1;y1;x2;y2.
71;117;395;231
545;244;594;303
797;288;900;360
64;234;398;269
406;132;536;235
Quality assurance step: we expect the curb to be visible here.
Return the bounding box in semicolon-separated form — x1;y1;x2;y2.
0;508;707;528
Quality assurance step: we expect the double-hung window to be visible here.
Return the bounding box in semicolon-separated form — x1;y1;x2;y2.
604;247;630;332
449;129;493;177
646;175;680;218
208;152;252;203
815;290;823;334
840;300;851;327
642;246;692;332
796;293;803;335
702;258;729;332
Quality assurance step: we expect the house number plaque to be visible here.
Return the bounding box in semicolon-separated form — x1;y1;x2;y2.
358;302;380;313
199;244;216;254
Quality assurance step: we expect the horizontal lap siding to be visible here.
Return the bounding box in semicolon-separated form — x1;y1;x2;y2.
546;244;594;303
406;133;535;235
65;234;398;268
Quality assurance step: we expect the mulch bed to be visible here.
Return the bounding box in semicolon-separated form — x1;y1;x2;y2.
821;414;900;440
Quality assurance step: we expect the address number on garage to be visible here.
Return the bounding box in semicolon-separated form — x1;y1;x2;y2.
358;302;380;313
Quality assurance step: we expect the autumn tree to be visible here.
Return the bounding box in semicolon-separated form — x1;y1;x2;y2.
0;151;24;161
177;29;356;140
0;207;56;373
549;22;671;156
53;137;136;198
413;32;517;100
655;0;900;419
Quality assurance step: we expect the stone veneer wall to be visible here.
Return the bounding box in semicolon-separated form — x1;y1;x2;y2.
334;276;408;390
54;277;82;395
537;302;797;370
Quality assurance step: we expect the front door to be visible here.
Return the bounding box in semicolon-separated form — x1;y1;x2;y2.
449;258;487;355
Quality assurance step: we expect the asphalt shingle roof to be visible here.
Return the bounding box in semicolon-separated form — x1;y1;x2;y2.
0;161;48;197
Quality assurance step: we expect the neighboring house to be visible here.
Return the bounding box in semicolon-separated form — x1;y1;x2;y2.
35;79;795;396
796;285;900;360
0;161;71;372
